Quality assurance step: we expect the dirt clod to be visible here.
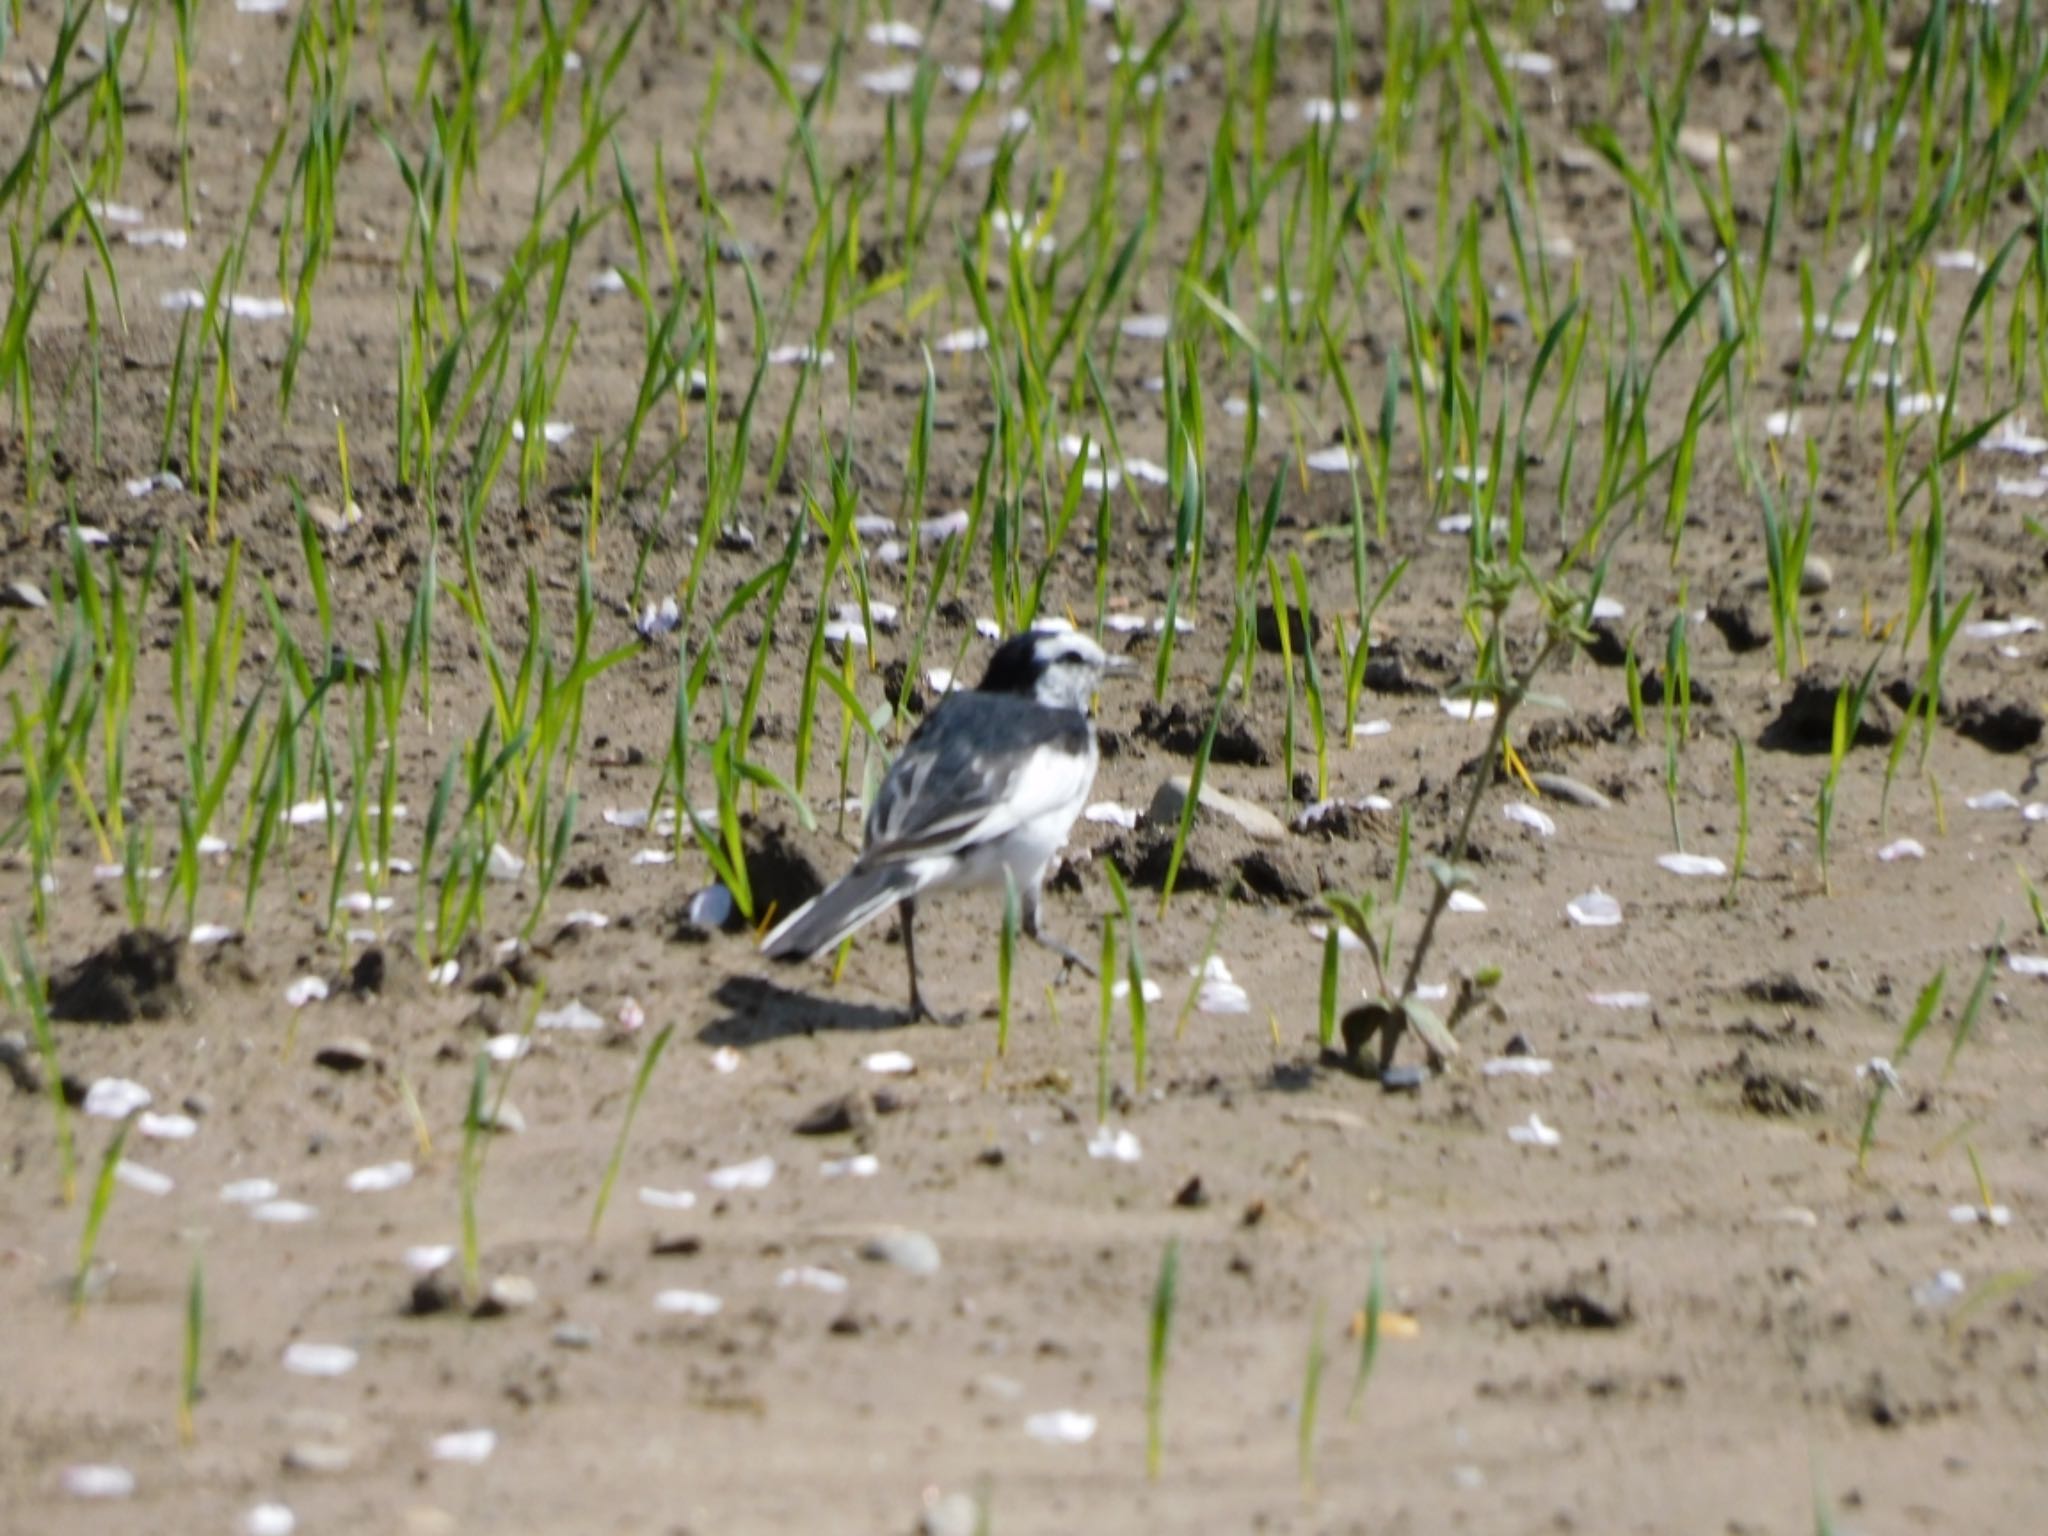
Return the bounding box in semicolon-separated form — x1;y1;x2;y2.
1741;1070;1825;1117
1135;700;1272;766
1761;667;1897;753
1953;695;2045;754
48;929;185;1023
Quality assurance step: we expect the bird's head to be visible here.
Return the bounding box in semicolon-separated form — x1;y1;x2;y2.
978;625;1127;711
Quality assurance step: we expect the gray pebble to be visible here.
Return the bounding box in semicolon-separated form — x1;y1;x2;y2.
283;1443;354;1475
860;1227;942;1276
552;1323;599;1350
920;1492;980;1536
1380;1064;1427;1094
475;1275;537;1317
1527;772;1611;810
482;1100;526;1135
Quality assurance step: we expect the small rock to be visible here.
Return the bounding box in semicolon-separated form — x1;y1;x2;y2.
920;1491;980;1536
474;1275;537;1317
860;1227;942;1276
552;1323;599;1350
480;1100;526;1135
313;1038;378;1074
1527;772;1612;810
1173;1176;1208;1208
283;1443;354;1475
1145;775;1287;842
1380;1064;1427;1094
795;1090;880;1139
1800;554;1834;595
2;579;49;610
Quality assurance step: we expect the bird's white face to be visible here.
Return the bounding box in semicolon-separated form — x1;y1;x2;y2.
1027;631;1114;712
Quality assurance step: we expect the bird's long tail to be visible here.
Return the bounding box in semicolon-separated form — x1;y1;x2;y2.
759;862;923;960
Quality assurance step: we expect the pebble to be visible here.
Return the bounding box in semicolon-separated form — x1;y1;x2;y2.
653;1289;723;1317
252;1199;320;1224
2;579;49;610
62;1464;134;1499
283;1442;354;1475
1800;554;1834;595
535;1000;605;1032
921;1491;981;1536
284;975;330;1007
475;1275;537;1316
860;1228;942;1276
83;1077;151;1119
1380;1064;1427;1094
1145;774;1286;842
552;1323;600;1350
430;1429;497;1465
282;1342;358;1377
244;1504;297;1536
1023;1409;1098;1445
480;1100;526;1135
1529;772;1611;809
707;1155;775;1191
314;1037;378;1073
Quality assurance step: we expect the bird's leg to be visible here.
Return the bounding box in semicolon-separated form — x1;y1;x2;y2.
1022;885;1095;978
901;897;937;1022
900;898;962;1024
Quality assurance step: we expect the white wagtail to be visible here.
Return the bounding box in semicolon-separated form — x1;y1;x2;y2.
760;627;1120;1019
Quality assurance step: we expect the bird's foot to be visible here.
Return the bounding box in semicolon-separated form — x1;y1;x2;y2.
906;994;967;1027
1034;932;1097;980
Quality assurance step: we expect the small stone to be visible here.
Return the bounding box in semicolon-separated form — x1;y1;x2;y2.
795;1090;878;1138
283;1443;354;1475
1173;1176;1208;1208
1145;775;1287;842
920;1491;980;1536
313;1037;377;1074
1800;554;1834;595
481;1100;526;1135
1528;772;1612;809
2;580;49;610
860;1227;942;1276
1380;1064;1427;1094
474;1275;537;1317
552;1323;599;1350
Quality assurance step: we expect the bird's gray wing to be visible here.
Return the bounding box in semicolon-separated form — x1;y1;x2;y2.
859;696;1093;866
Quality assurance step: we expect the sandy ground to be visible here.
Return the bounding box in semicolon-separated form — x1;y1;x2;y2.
3;3;2047;1533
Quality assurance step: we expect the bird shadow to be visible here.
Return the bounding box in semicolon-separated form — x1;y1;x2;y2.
698;973;913;1049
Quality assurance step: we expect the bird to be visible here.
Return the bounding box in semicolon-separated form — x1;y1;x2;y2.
760;626;1119;1020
